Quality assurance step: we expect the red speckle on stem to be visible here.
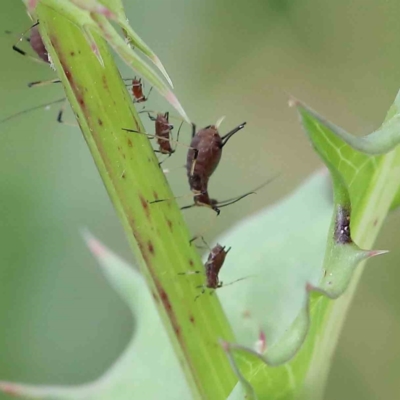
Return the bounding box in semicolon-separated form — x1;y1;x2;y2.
148;241;155;255
167;219;173;231
140;195;151;220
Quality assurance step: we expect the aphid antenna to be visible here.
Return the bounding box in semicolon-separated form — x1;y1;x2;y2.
139;110;187;124
122;127;195;151
194;275;253;301
213;175;279;209
0;97;65;124
148;191;195;205
28;78;61;88
220;121;247;147
218;276;252;289
188;211;219;244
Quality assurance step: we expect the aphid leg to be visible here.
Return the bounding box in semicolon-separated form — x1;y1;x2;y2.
56;99;79;127
194;236;212;251
144;86;153;102
173;119;185;152
149;192;194;205
189;148;199;176
191;123;196;138
123;127;157;140
122;128;195;151
220;122;247;147
194;286;206;301
177;271;201;276
0;97;65;124
157;153;172;166
27;78;61;88
9;21;46;64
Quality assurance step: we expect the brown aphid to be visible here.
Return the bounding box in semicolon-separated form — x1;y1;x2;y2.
178;242;231;300
8;21;49;64
123;78;152;103
150;112;174;155
186;121;246;214
203;243;231;290
122;111;184;162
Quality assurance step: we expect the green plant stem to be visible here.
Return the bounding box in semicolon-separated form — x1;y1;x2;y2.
35;2;236;399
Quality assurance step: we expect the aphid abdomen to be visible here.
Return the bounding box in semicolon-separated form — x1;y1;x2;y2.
132;78;145;102
30;26;48;63
186;127;222;185
155;113;173;154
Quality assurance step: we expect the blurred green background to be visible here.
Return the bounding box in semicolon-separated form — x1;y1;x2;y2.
0;0;399;399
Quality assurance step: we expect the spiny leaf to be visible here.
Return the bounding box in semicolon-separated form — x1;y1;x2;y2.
292;92;400;155
221;89;400;399
0;233;191;400
221;340;258;400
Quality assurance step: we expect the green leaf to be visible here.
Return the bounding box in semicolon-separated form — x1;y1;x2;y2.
220;89;400;399
0;234;192;399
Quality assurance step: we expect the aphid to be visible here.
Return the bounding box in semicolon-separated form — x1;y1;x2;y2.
123;77;153;103
179;241;231;300
185;121;248;213
149;112;175;155
122;111;184;162
150;120;247;214
202;243;231;291
7;21;49;64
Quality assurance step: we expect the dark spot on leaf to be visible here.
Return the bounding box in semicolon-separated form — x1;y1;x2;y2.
153;191;159;200
127;139;133;147
159;288;172;311
189;259;194;267
148;241;155;255
189;315;195;324
121;171;126;179
98;118;103;126
373;218;378;227
102;74;109;90
140;195;151;219
70;51;75;56
167;219;173;231
334;205;352;244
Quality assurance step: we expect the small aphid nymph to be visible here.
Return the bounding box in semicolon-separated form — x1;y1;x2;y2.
203;243;231;290
123;78;152;103
150;112;174;155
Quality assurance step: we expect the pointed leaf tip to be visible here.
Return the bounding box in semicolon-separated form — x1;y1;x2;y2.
165;91;191;124
0;381;22;396
27;0;38;12
288;96;299;108
367;249;389;258
255;330;267;354
82;230;107;257
70;0;116;19
152;55;174;88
